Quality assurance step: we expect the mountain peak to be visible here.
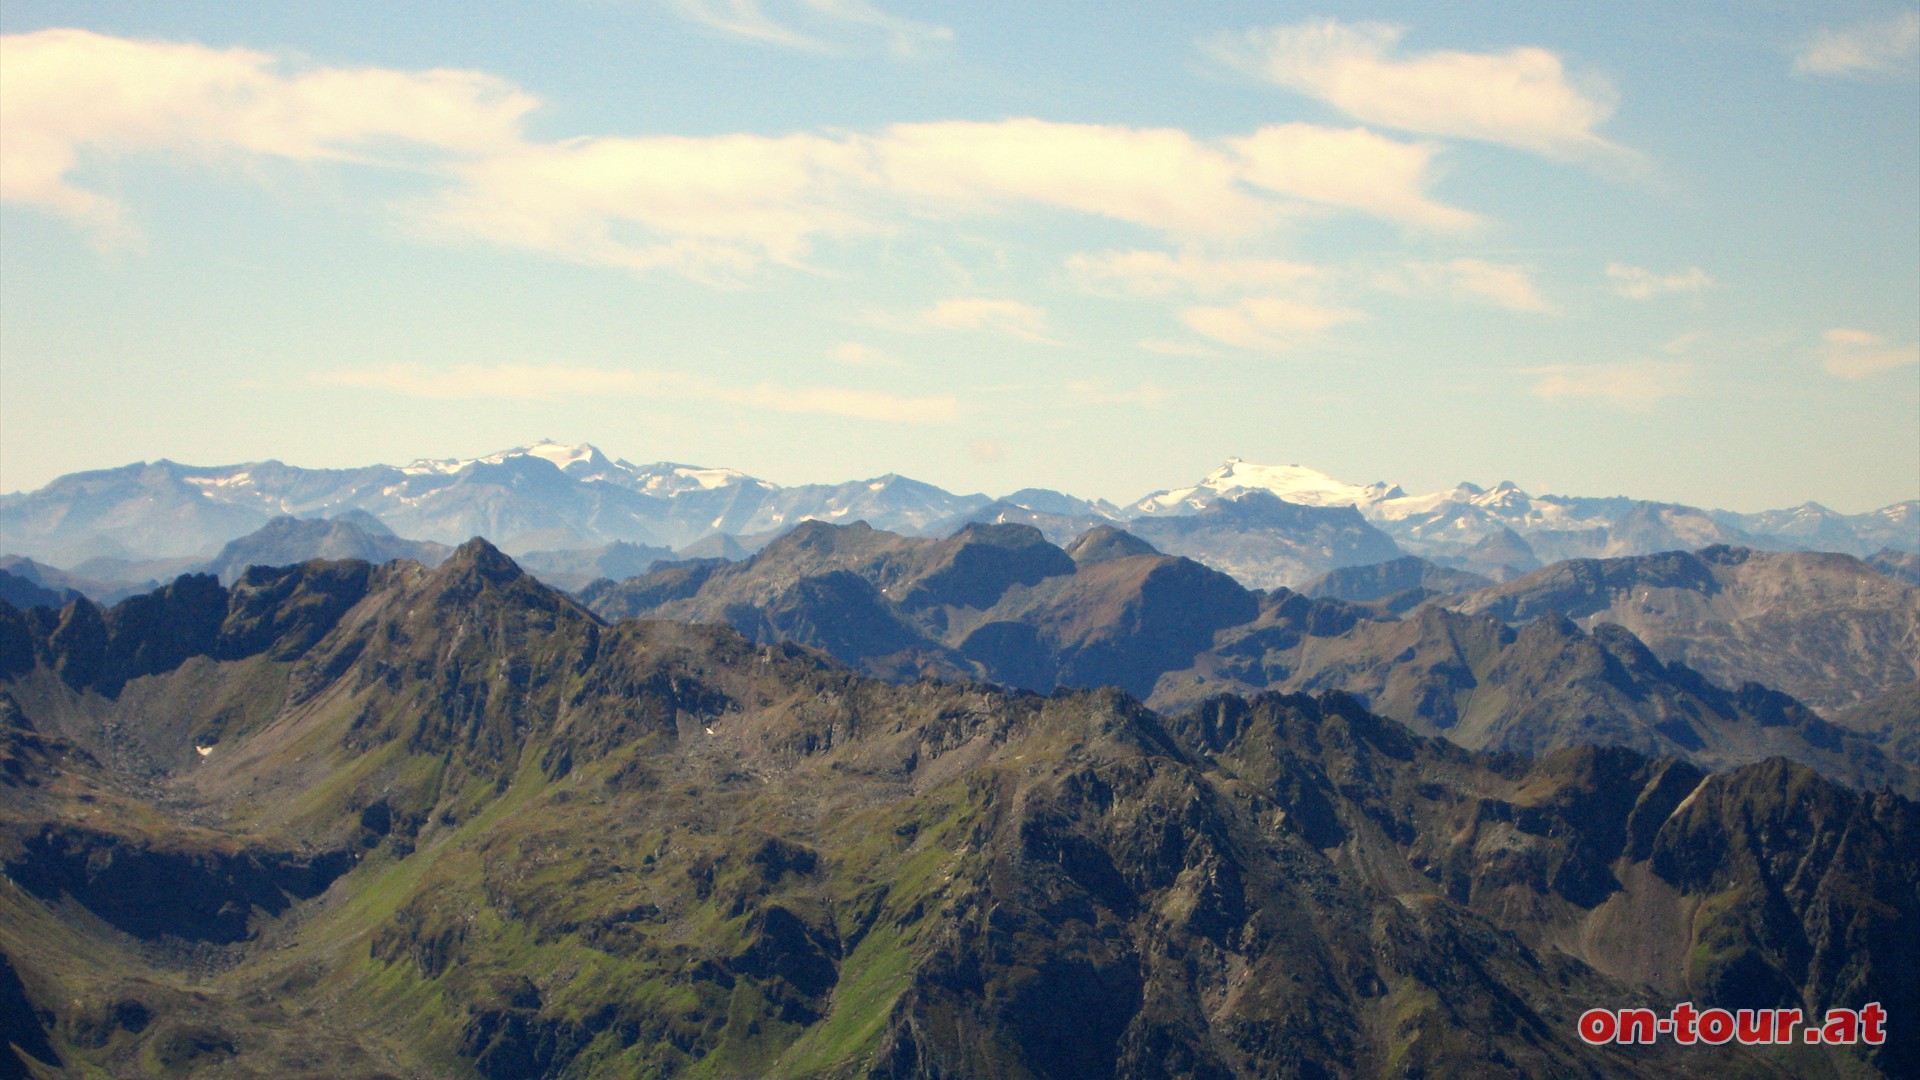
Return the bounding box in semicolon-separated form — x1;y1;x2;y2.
1134;459;1398;515
438;537;525;583
401;440;612;478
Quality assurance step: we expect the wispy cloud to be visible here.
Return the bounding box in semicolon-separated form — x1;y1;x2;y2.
828;341;904;367
1522;358;1690;406
1067;380;1171;407
1395;258;1555;312
662;0;952;57
1067;249;1319;296
3;30;1481;275
1207;18;1630;164
1179;296;1362;352
315;363;959;422
1818;328;1919;378
1607;262;1714;299
1794;11;1920;78
918;297;1055;342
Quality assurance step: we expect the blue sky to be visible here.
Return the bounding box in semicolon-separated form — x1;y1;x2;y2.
2;2;1916;512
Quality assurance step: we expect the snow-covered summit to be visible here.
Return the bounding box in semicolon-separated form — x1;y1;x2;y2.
1132;458;1402;515
403;440;614;477
620;462;769;497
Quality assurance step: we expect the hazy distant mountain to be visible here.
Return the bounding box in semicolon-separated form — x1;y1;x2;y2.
1449;546;1920;716
515;540;678;592
0;569;79;611
5;444;1914;593
1300;555;1495;615
0;554;171;605
197;512;451;584
1870;548;1920;586
1126;490;1404;589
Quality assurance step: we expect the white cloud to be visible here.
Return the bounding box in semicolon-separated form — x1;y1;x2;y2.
1229;124;1480;230
662;0;952;57
1179;296;1362;352
1208;19;1628;163
315;362;958;422
1398;258;1554;312
3;29;1479;275
0;29;533;244
1067;249;1319;296
1607;263;1714;299
875;119;1279;237
1818;328;1920;379
418;132;874;277
829;342;903;367
1794;12;1920;78
919;297;1054;342
1522;359;1690;406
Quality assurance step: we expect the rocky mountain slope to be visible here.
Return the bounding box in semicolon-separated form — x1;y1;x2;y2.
0;544;1912;1078
1449;546;1920;715
581;523;1916;795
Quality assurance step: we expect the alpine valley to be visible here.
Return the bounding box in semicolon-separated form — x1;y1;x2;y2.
1;444;1916;1078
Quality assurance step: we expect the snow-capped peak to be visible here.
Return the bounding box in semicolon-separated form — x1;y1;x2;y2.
1133;458;1401;514
620;461;767;496
402;440;610;477
519;440;608;472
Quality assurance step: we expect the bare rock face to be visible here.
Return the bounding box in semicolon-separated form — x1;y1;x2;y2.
1450;545;1920;715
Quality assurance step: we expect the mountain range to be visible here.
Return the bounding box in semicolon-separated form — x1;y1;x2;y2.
4;443;1913;594
579;521;1919;794
1;541;1912;1078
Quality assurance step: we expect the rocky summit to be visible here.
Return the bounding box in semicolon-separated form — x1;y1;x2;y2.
0;543;1913;1078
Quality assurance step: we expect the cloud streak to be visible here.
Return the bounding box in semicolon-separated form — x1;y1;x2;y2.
1607;263;1714;299
662;0;952;57
918;297;1055;342
1794;12;1920;78
1397;258;1554;312
1067;249;1319;296
1819;328;1919;379
1208;19;1629;164
1179;296;1362;353
1522;359;1689;406
315;363;960;422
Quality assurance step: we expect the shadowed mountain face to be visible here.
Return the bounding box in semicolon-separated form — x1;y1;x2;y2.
1151;599;1917;796
581;523;1917;795
1449;545;1920;716
0;543;1912;1078
582;521;1257;699
1300;555;1494;615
